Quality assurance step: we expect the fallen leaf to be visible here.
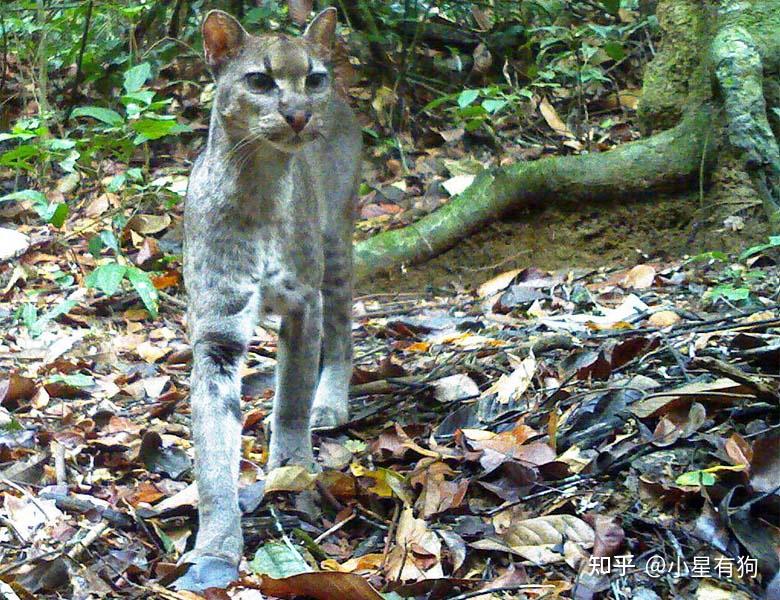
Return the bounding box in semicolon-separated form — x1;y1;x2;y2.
0;227;30;262
648;310;680;327
125;213;171;235
442;174;476;197
431;374;480;403
621;264;656;289
265;466;316;493
539;97;575;138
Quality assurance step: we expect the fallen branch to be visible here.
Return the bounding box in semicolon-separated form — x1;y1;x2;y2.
691;356;779;404
354;109;715;279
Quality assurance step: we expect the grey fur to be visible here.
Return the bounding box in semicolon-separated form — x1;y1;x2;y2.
176;8;360;591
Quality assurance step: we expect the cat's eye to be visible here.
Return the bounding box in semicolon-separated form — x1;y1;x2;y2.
306;72;327;89
245;72;276;92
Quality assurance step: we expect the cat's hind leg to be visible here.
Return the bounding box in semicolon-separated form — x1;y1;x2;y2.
311;234;352;429
175;290;257;592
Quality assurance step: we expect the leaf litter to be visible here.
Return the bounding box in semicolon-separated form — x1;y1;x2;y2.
1;238;780;599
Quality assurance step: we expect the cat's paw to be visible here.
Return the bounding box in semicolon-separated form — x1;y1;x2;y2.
172;555;239;592
267;442;317;472
310;405;349;430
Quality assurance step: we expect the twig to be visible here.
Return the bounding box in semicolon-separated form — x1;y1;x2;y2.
0;6;8;97
36;0;49;119
0;548;60;576
39;491;135;530
66;521;109;560
63;0;93;122
659;331;691;381
313;511;355;544
52;440;67;487
159;290;187;309
448;584;559;600
691;356;778;404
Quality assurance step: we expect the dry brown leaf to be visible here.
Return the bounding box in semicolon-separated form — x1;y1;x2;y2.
321;553;384;574
648;310;680;327
622;264;656;289
631;378;750;419
477;269;521;298
260;571;384;600
265;465;316;493
750;435;780;495
539;97;575;138
384;507;443;582
488;513;595;564
695;580;752;599
125;213;171;235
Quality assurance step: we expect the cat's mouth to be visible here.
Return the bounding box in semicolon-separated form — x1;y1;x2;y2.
266;130;317;152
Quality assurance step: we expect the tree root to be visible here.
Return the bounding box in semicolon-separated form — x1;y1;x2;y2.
354;109;716;280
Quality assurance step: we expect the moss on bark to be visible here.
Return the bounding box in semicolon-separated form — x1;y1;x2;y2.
637;0;711;133
354;110;714;279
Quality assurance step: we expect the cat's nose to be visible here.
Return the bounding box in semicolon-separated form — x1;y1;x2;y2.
282;110;311;133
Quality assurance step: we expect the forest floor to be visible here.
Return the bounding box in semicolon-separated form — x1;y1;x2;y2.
1;202;779;598
1;35;780;599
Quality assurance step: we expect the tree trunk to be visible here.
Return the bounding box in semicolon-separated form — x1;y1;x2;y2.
353;0;780;280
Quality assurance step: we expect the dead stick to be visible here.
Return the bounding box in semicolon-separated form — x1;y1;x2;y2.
691;356;779;404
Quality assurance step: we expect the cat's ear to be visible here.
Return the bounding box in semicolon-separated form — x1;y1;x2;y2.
202;10;247;73
303;7;337;58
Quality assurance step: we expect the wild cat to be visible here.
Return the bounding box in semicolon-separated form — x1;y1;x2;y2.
176;8;361;590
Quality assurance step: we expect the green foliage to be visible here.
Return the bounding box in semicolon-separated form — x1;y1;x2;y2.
71;60;191;159
251;542;312;578
423;0;655;133
702;236;778;306
86;262;159;318
0;190;68;228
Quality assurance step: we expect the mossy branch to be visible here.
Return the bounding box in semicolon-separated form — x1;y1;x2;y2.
354;109;715;280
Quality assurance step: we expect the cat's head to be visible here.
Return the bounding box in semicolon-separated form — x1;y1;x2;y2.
202;8;338;153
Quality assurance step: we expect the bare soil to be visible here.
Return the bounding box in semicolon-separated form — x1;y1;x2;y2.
362;192;770;294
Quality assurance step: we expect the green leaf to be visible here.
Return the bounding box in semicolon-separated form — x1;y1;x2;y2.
686;251;728;263
458;105;488;119
72;106;125;127
482;99;508;113
86;263;127;296
131;118;190;143
48;138;76;150
19;303;38;329
739;235;780;260
123;62;152;93
30;297;78;337
107;173;126;192
707;285;750;302
47;203;69;228
344;439;367;453
604;41;625;61
676;470;716;486
0;189;47;204
250;542;312;578
600;0;620;14
457;89;480;108
126;267;159;318
31;201;69;227
100;230;120;253
121;90;156;107
47;373;95;388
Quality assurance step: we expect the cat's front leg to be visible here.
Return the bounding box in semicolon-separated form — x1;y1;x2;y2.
175;297;257;592
268;286;322;470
